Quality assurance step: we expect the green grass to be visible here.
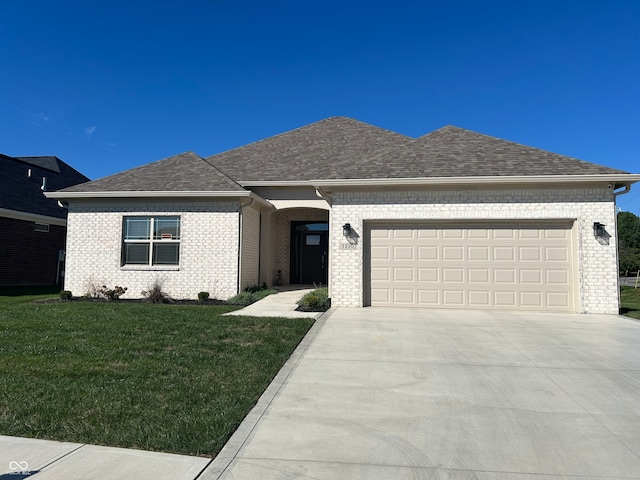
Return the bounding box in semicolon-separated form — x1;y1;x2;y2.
621;286;640;320
0;293;314;457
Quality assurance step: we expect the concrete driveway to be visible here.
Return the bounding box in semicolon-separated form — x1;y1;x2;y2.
204;307;640;479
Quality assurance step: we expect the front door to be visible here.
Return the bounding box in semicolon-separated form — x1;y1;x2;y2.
291;222;329;285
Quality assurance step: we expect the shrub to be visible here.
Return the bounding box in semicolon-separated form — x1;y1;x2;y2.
97;285;127;301
297;287;330;311
59;290;72;301
228;289;276;306
197;291;210;303
244;283;268;293
141;281;173;304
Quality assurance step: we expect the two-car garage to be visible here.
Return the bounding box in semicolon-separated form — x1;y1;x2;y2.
366;222;575;311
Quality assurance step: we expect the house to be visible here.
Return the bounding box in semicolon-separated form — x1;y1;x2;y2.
46;117;640;313
1;154;89;286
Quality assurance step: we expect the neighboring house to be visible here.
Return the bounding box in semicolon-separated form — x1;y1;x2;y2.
47;117;640;313
1;154;89;286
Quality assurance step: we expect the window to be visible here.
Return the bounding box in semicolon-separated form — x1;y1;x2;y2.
34;223;50;232
122;217;180;266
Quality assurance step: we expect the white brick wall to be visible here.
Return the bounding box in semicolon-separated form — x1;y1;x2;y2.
64;200;241;300
329;186;619;314
240;206;260;290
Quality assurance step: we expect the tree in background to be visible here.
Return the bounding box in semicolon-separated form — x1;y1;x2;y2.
618;211;640;273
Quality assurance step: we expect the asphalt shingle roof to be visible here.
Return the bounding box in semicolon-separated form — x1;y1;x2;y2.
370;126;628;178
1;154;89;218
54;117;631;196
205;116;413;182
61;152;246;193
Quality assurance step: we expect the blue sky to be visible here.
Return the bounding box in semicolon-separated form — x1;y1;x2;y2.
2;1;639;213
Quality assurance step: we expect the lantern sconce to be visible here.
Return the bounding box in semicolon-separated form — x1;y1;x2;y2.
342;223;352;237
593;222;606;239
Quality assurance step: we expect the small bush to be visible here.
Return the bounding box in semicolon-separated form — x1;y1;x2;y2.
244;283;268;293
142;281;173;304
197;291;210;303
59;290;72;301
228;289;276;306
297;287;330;311
98;285;127;301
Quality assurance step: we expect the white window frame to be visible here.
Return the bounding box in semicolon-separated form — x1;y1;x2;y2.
122;216;181;266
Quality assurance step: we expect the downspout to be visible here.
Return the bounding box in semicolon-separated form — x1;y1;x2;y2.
613;184;631;312
237;197;255;294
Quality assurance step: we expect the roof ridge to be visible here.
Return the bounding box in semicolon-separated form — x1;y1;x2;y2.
205;116;410;163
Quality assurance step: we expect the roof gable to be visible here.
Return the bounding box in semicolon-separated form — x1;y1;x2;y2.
205;116;413;182
60;152;246;193
368;126;628;178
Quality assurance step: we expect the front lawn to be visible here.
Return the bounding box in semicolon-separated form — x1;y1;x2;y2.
0;293;314;457
621;286;640;320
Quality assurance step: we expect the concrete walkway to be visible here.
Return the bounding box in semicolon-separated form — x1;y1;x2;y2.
202;307;640;479
0;435;211;479
224;289;322;319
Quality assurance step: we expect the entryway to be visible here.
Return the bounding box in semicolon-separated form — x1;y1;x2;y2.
290;221;328;285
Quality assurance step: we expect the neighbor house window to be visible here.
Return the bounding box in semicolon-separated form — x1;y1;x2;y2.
122;216;180;266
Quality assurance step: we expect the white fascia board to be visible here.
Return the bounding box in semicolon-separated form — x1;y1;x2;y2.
239;181;314;187
0;208;67;226
311;174;640;188
44;190;274;209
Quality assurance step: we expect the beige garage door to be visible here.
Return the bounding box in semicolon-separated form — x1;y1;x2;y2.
368;222;575;311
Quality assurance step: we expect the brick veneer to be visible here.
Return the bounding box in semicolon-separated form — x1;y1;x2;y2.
0;216;66;286
329;186;619;314
64;199;242;300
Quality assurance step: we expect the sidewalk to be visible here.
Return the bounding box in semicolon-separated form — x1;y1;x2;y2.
0;436;211;479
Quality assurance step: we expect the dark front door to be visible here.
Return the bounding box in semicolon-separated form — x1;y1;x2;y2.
291;222;329;285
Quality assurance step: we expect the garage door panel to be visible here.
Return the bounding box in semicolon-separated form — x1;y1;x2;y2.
468;290;490;306
520;270;542;284
443;290;465;305
494;269;516;284
443;246;464;261
394;267;414;282
443;268;464;283
418;246;438;260
519;247;541;261
393;289;414;304
546;270;569;284
370;246;389;260
369;223;574;311
545;247;568;262
371;267;389;281
494;246;515;261
371;288;390;304
468;269;490;283
468;246;490;261
547;292;570;308
418;289;439;304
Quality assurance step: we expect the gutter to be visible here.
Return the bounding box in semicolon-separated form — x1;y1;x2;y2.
310;174;640;188
44;190;275;210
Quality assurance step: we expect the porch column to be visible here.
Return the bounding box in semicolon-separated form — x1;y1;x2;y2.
259;210;273;286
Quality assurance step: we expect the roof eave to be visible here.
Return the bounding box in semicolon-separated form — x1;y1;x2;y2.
44;190;274;209
311;174;640;188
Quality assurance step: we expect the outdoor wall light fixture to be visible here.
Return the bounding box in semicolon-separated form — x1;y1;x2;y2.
342;223;352;237
593;222;606;238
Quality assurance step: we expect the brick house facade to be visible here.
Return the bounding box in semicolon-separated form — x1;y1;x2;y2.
47;118;640;313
